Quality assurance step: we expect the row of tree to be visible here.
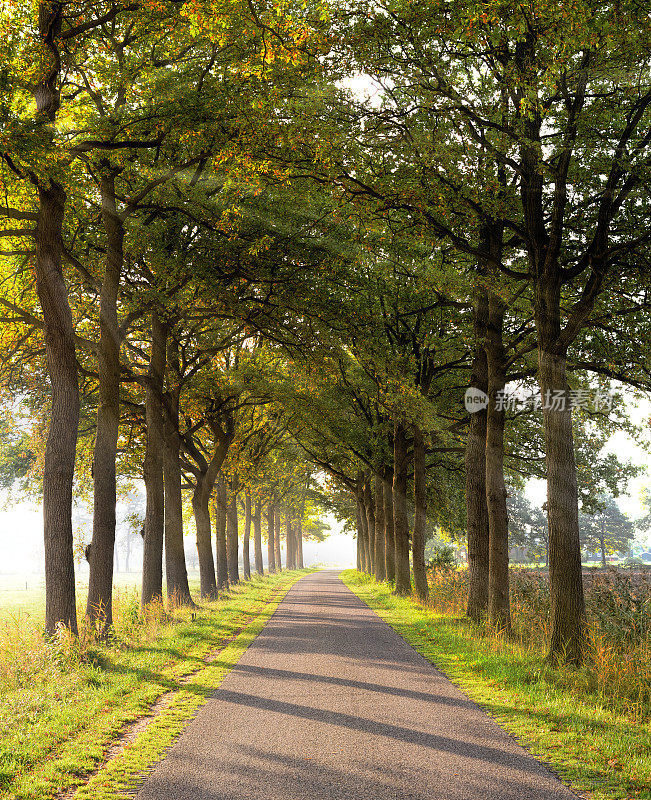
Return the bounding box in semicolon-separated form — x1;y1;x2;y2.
1;0;650;665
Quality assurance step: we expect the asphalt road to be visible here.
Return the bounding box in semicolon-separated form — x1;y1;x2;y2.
137;570;578;800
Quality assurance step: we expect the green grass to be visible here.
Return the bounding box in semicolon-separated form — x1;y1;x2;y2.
341;570;651;800
0;570;311;800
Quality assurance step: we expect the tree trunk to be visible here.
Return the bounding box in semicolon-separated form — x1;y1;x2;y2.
537;340;586;664
297;516;304;569
356;496;363;571
383;469;395;584
33;0;79;637
214;477;228;589
412;425;429;602
485;292;510;629
393;420;412;596
364;480;376;576
141;312;167;608
214;477;227;588
86;172;122;631
357;491;369;572
466;291;490;622
274;506;282;570
227;488;240;584
267;503;276;572
253;501;264;575
243;492;252;580
162;334;192;607
286;515;295;569
374;473;386;582
192;482;217;599
163;425;192;608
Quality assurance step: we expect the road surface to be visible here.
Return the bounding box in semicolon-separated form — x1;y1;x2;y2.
137;570;578;800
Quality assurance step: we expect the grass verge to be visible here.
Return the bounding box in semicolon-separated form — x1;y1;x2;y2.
0;570;310;800
341;570;651;800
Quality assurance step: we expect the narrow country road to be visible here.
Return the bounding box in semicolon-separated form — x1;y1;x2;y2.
137;571;577;800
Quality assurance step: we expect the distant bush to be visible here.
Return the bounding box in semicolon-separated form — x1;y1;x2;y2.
426;545;457;572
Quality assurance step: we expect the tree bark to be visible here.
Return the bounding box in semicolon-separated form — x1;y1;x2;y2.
538;341;585;663
374;473;386;582
33;0;79;637
412;425;429;602
393;420;412;596
163;416;192;607
215;477;229;588
274;505;282;570
297;516;304;569
357;490;369;572
267;503;276;572
141;312;167;608
253;501;264;575
466;290;490;622
243;492;252;580
286;514;295;569
193;483;217;599
383;469;395;584
485;291;510;629
227;486;240;584
520;76;586;662
364;480;376;576
356;496;363;571
86;172;122;630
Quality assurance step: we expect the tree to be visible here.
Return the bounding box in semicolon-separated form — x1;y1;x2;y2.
580;498;635;567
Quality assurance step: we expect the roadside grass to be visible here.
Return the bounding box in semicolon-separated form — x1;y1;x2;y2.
342;570;651;800
0;569;310;800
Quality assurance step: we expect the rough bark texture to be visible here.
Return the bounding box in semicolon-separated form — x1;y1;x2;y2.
485;292;510;629
393;420;412;596
356;498;363;571
227;488;240;584
35;0;79;637
141;313;167;608
188;421;232;599
193;485;217;599
466;291;490;622
163;415;192;606
86;172;122;630
364;481;375;575
215;477;229;589
374;473;386;582
412;426;429;602
267;503;276;572
383;470;395;584
297;516;304;569
539;343;585;663
274;506;282;570
253;501;264;575
243;492;252;580
357;492;369;573
286;515;295;570
519;67;587;662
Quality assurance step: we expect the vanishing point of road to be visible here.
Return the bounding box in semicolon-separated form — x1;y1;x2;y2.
137;570;578;800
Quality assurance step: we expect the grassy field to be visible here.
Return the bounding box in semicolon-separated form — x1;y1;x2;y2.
342;569;651;800
0;569;311;800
